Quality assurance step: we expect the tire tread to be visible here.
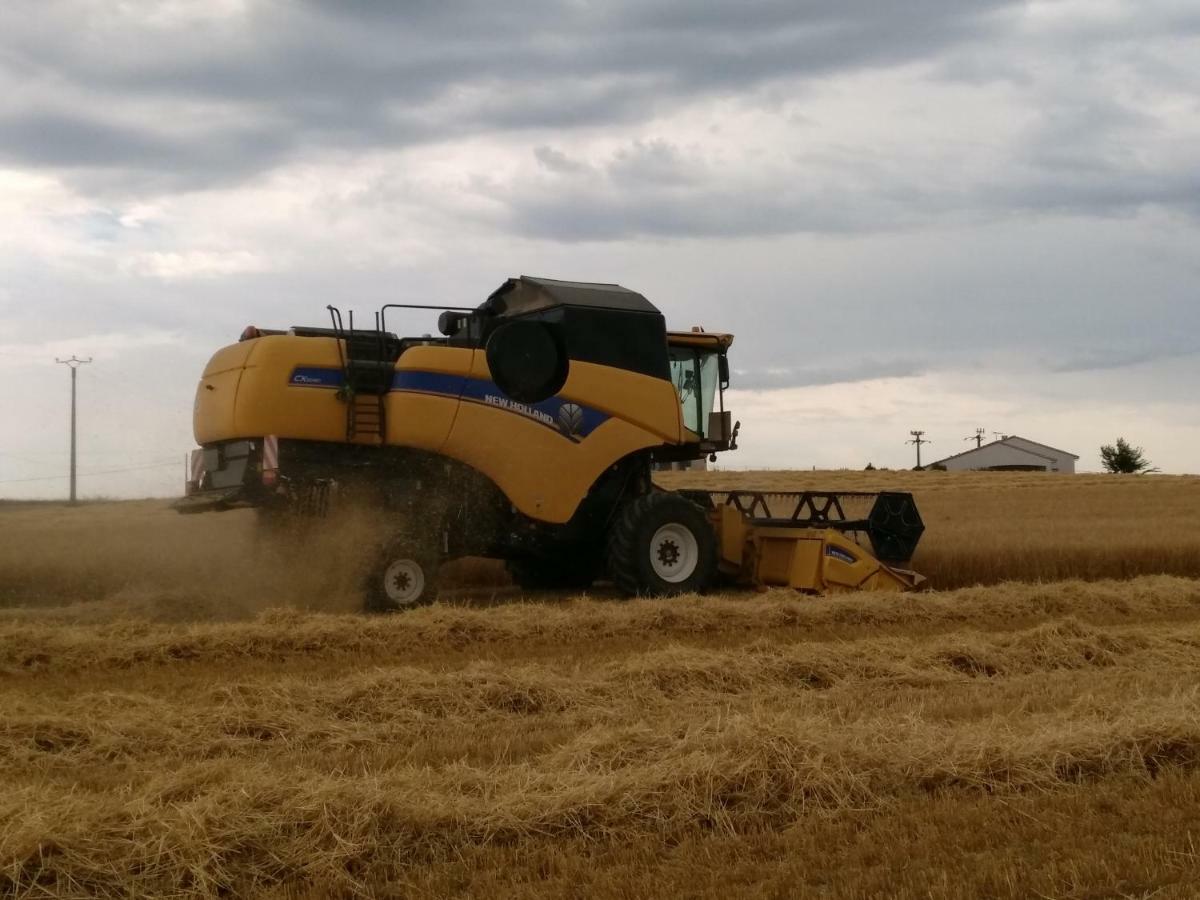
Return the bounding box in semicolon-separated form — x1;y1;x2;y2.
606;491;716;597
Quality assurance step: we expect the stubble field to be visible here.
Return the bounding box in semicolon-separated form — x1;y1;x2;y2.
2;471;1200;898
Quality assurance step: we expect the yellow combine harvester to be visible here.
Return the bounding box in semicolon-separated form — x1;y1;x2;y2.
178;276;924;609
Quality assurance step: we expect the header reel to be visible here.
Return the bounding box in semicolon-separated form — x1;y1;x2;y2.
691;489;925;564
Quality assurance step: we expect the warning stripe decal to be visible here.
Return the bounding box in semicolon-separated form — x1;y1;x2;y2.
263;435;279;470
189;449;206;483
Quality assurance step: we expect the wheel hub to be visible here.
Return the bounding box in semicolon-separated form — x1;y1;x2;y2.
649;523;699;584
383;558;425;606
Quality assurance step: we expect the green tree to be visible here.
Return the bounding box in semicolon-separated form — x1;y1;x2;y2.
1099;437;1156;474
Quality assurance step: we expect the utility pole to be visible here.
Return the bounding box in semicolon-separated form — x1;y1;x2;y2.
55;356;92;504
907;430;930;469
964;428;986;449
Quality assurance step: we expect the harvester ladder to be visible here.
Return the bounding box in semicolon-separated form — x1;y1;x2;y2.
327;306;389;442
349;391;385;441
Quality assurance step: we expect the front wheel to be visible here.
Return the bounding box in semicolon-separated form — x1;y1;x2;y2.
607;492;717;597
364;542;439;612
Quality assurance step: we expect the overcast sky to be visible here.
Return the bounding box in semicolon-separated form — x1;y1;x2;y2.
1;0;1198;497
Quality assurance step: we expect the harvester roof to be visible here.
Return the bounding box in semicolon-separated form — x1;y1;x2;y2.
483;276;661;317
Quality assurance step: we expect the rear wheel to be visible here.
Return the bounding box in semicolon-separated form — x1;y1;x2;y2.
607;492;717;596
364;541;439;612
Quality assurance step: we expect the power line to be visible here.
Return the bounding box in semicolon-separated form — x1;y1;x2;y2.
0;449;70;461
0;460;178;485
964;427;986;449
0;450;175;478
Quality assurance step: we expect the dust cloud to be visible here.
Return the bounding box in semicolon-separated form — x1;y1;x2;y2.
0;500;392;623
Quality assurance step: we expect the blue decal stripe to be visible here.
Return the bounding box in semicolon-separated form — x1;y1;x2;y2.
392;370;467;396
287;367;610;440
392;371;609;440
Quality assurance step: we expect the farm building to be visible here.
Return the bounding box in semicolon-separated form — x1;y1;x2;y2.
929;435;1079;473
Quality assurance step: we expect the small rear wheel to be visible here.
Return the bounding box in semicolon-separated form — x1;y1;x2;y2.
607;492;717;596
364;541;439;612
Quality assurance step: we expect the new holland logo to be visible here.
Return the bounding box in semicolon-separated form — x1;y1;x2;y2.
557;402;584;439
484;394;556;429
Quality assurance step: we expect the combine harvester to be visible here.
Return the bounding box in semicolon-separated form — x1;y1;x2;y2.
178;276;924;609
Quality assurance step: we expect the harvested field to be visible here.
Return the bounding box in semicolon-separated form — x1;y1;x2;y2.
3;472;1197;618
2;473;1200;897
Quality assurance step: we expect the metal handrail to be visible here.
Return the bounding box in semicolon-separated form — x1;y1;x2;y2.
379;302;474;337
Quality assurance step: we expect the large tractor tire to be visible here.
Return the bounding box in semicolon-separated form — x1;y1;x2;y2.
607;492;717;597
363;539;439;613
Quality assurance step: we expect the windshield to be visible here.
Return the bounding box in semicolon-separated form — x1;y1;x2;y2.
669;347;720;437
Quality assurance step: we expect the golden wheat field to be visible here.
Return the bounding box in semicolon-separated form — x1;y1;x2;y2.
3;471;1200;898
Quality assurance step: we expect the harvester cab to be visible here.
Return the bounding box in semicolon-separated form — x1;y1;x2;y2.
178;275;924;608
665;330;738;462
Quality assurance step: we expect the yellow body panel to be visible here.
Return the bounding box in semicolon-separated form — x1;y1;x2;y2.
441;351;681;523
565;360;682;443
754;528;823;586
712;510;923;593
398;345;475;377
194;338;685;524
384;346;473;451
193;342;257;442
442;404;663;523
234;336;350;444
462;353;682;444
194;368;245;443
203;342;256;377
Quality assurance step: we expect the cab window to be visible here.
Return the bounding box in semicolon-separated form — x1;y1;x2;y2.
669;347;719;437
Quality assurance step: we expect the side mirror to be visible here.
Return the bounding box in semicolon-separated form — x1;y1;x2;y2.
438;311;464;336
718;353;730;389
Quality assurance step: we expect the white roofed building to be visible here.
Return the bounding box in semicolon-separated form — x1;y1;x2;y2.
928;436;1079;474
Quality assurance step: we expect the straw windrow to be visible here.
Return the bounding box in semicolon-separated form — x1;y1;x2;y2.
3;480;1200;897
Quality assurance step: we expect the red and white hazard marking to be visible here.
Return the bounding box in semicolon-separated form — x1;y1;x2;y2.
262;435;279;486
187;449;206;494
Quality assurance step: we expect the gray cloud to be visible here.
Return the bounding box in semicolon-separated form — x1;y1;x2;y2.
1049;346;1200;375
501;144;1199;244
0;109;292;191
5;0;1196;237
496;73;1200;240
0;0;1015;190
733;358;929;390
533;145;588;175
3;0;1200;493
